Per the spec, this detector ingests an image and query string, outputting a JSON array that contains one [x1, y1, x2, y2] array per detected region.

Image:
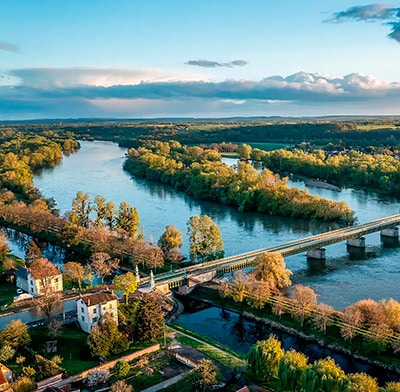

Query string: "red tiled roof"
[[80, 292, 117, 306]]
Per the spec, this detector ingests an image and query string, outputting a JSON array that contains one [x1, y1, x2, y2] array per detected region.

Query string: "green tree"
[[70, 191, 92, 228], [116, 201, 141, 238], [113, 360, 130, 378], [113, 272, 138, 304], [238, 143, 252, 160], [250, 252, 292, 292], [187, 215, 224, 263], [0, 319, 30, 349], [134, 294, 164, 342], [302, 357, 348, 392], [87, 313, 129, 357], [158, 225, 183, 262], [63, 261, 85, 290], [278, 349, 309, 391], [247, 335, 284, 382], [186, 358, 220, 392]]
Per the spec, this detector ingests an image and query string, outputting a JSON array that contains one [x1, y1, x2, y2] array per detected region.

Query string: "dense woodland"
[[123, 140, 354, 223]]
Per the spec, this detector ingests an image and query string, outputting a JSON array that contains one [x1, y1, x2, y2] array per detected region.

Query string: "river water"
[[27, 140, 400, 310]]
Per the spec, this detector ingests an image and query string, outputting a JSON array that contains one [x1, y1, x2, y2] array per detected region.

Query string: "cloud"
[[0, 40, 20, 53], [185, 59, 248, 68], [2, 68, 400, 119], [326, 4, 400, 43], [9, 66, 208, 89]]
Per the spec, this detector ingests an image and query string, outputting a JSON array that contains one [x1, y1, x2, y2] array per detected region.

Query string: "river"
[[26, 140, 400, 310]]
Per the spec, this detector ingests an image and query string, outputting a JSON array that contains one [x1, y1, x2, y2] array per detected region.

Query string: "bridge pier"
[[306, 248, 326, 271], [346, 237, 366, 259], [381, 227, 399, 247]]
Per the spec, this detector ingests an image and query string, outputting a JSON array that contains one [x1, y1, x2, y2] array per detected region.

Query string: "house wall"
[[77, 298, 118, 333]]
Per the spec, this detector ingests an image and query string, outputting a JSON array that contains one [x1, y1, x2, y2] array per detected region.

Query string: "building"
[[77, 291, 118, 333], [15, 264, 63, 297], [0, 364, 13, 392]]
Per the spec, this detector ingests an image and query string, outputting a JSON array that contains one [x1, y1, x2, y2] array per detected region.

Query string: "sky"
[[2, 1, 400, 120]]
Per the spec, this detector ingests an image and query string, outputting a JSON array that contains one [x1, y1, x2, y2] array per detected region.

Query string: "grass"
[[29, 324, 98, 376], [0, 281, 18, 308], [246, 142, 289, 151], [176, 335, 245, 369]]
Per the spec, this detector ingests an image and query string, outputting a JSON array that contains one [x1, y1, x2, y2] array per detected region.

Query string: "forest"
[[123, 140, 354, 223]]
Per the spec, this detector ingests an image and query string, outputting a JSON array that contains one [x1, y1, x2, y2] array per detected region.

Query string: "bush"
[[113, 360, 130, 378]]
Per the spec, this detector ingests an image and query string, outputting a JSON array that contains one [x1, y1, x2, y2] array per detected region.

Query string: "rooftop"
[[80, 291, 118, 307]]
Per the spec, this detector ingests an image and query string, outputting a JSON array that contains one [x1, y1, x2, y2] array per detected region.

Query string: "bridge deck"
[[142, 214, 400, 288]]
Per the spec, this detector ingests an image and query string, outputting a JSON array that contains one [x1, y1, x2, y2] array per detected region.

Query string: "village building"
[[14, 265, 63, 297], [77, 291, 118, 333]]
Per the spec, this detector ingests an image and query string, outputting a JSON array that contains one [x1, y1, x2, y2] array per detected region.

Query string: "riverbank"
[[175, 284, 400, 381], [304, 178, 342, 192]]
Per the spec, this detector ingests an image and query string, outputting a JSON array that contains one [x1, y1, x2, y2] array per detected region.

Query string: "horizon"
[[2, 1, 400, 119]]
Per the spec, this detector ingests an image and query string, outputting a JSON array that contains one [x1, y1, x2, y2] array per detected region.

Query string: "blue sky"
[[2, 1, 400, 119]]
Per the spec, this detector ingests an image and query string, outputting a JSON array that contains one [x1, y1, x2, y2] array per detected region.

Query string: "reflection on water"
[[27, 140, 400, 309], [176, 300, 400, 384]]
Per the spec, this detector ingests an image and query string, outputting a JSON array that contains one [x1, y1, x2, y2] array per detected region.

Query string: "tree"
[[246, 276, 271, 309], [347, 372, 378, 392], [113, 272, 138, 304], [93, 195, 107, 229], [222, 271, 247, 303], [385, 382, 400, 392], [0, 233, 10, 264], [91, 252, 120, 283], [0, 319, 30, 349], [247, 335, 284, 381], [116, 201, 141, 238], [302, 357, 348, 392], [313, 303, 334, 334], [24, 240, 41, 264], [250, 252, 292, 292], [340, 306, 362, 343], [70, 191, 92, 228], [63, 261, 85, 290], [36, 291, 62, 320], [110, 380, 133, 392], [87, 313, 129, 357], [85, 369, 111, 387], [292, 285, 317, 327], [134, 294, 164, 342], [278, 349, 309, 391], [187, 215, 224, 263], [186, 358, 220, 392], [113, 360, 130, 378], [238, 143, 252, 160], [158, 225, 183, 262], [35, 354, 63, 377], [0, 345, 15, 362]]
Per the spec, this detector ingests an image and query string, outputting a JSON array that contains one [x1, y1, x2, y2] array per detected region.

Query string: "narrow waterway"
[[175, 296, 400, 384], [23, 140, 400, 310]]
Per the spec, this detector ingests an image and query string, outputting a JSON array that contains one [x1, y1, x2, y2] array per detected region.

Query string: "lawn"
[[0, 281, 18, 308], [29, 324, 98, 376]]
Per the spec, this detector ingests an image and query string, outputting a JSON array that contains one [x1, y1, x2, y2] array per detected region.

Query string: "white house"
[[77, 291, 118, 333], [15, 265, 63, 297]]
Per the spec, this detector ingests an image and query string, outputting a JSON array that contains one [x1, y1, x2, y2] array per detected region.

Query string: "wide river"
[[26, 140, 400, 310]]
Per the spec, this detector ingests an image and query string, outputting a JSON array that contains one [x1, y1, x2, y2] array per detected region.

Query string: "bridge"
[[140, 214, 400, 294]]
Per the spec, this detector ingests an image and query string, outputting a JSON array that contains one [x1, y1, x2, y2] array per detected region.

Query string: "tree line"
[[220, 252, 400, 368], [250, 146, 400, 196], [123, 140, 354, 223], [247, 335, 400, 392]]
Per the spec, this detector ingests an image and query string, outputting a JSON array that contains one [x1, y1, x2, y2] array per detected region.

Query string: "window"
[[109, 303, 113, 309], [81, 316, 85, 322], [30, 280, 33, 286], [92, 317, 98, 323], [55, 278, 59, 283], [93, 308, 97, 314], [81, 307, 84, 313]]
